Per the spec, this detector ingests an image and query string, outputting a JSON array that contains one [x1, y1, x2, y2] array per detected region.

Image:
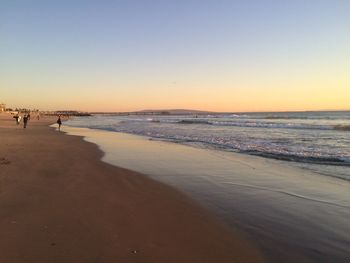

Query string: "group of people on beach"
[[13, 113, 62, 131], [13, 113, 32, 128]]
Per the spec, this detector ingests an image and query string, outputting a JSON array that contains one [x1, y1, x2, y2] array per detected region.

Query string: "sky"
[[1, 0, 349, 112]]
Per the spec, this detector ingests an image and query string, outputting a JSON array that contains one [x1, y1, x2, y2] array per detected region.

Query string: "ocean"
[[66, 111, 350, 181]]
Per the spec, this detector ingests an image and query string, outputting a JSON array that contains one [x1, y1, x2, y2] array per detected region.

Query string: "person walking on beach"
[[23, 114, 28, 129], [57, 115, 62, 131], [13, 114, 20, 125]]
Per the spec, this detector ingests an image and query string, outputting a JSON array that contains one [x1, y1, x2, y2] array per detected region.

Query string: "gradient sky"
[[1, 0, 349, 112]]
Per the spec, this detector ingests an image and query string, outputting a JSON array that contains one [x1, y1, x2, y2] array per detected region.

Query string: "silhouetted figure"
[[13, 114, 20, 125], [23, 115, 28, 129], [57, 116, 62, 131], [27, 113, 31, 120], [13, 113, 22, 125]]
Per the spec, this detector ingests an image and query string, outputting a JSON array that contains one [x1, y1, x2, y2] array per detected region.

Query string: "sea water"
[[66, 111, 350, 181]]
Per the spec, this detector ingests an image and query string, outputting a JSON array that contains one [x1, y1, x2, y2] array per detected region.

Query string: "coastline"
[[62, 123, 350, 263], [0, 113, 265, 263]]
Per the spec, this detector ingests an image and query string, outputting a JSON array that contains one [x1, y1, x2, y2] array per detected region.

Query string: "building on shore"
[[0, 103, 6, 112]]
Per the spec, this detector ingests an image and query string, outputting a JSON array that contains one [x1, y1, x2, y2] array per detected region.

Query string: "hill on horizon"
[[137, 109, 217, 114]]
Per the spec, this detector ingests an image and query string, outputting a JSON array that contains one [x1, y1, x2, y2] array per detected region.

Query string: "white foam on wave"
[[65, 114, 350, 169]]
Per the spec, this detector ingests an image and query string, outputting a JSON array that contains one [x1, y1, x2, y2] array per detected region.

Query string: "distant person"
[[27, 113, 31, 120], [13, 114, 21, 125], [57, 115, 62, 131], [37, 114, 40, 120], [13, 114, 20, 125], [23, 115, 28, 129]]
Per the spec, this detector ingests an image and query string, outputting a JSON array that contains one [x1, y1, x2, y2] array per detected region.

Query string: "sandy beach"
[[0, 113, 265, 263]]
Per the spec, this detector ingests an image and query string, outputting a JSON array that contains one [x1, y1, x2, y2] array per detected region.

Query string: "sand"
[[0, 113, 265, 262]]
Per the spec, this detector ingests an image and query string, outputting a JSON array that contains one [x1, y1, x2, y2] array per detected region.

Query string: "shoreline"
[[62, 123, 350, 263], [0, 113, 266, 262]]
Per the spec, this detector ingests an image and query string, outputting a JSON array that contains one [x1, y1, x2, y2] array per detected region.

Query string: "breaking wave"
[[64, 112, 350, 171], [160, 118, 350, 132]]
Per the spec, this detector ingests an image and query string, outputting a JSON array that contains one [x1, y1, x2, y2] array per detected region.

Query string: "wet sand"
[[0, 113, 265, 263]]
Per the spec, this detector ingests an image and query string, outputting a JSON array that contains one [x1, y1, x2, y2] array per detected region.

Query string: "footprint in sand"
[[0, 157, 11, 165]]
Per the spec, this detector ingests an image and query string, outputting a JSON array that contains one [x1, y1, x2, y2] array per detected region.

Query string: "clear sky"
[[1, 0, 349, 112]]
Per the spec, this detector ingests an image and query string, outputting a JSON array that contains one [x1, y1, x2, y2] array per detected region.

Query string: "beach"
[[63, 115, 350, 263], [0, 113, 265, 263]]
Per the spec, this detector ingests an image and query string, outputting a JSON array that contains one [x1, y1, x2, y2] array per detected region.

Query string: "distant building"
[[0, 103, 5, 112]]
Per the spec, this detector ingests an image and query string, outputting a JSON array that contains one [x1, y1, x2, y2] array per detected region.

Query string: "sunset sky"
[[1, 0, 349, 112]]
